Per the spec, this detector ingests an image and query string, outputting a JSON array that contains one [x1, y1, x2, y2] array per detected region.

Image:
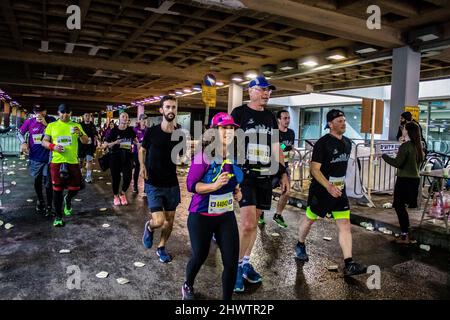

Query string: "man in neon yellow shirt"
[[42, 104, 89, 227]]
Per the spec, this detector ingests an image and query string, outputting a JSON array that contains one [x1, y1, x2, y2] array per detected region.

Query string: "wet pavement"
[[1, 158, 449, 300]]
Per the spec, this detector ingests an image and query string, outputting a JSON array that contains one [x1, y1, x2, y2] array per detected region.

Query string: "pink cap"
[[211, 112, 239, 128]]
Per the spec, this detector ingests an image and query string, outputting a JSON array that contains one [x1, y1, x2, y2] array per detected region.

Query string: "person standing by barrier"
[[397, 111, 427, 154], [103, 112, 137, 206], [133, 114, 148, 194], [295, 109, 367, 277], [18, 104, 56, 216], [78, 113, 99, 184], [42, 104, 89, 227], [383, 122, 424, 244], [182, 112, 243, 300]]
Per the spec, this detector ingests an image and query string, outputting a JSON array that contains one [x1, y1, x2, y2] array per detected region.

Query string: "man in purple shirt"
[[132, 113, 148, 194], [17, 104, 56, 215]]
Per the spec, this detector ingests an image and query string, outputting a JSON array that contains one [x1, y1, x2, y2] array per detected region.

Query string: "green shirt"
[[382, 141, 420, 178], [45, 120, 86, 164]]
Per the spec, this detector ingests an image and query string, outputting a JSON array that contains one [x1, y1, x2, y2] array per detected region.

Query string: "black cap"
[[33, 104, 46, 112], [138, 113, 148, 121], [401, 111, 412, 122], [325, 109, 345, 129], [58, 104, 71, 114]]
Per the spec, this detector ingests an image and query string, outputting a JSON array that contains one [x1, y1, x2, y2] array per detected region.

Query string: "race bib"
[[247, 143, 270, 164], [87, 137, 92, 144], [57, 136, 72, 146], [208, 192, 234, 214], [32, 134, 43, 145], [119, 140, 132, 150], [329, 176, 345, 190]]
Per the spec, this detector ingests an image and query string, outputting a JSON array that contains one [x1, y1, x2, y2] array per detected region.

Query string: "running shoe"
[[258, 212, 265, 226], [242, 263, 262, 283], [133, 186, 138, 193], [343, 261, 367, 277], [119, 194, 128, 205], [35, 201, 46, 215], [53, 217, 65, 227], [273, 214, 288, 228], [156, 247, 172, 263], [295, 242, 309, 262], [113, 196, 121, 206], [85, 176, 92, 184], [234, 265, 245, 293], [181, 282, 194, 300], [63, 196, 72, 217], [45, 206, 55, 217], [142, 221, 153, 249]]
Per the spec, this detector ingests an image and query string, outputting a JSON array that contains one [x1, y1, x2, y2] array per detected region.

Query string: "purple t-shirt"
[[19, 116, 56, 162], [133, 125, 147, 153]]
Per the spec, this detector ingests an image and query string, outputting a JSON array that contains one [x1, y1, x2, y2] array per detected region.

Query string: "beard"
[[164, 113, 175, 122]]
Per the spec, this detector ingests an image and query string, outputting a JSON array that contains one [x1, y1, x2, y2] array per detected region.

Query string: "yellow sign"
[[405, 106, 419, 122], [106, 111, 113, 119], [202, 85, 216, 108]]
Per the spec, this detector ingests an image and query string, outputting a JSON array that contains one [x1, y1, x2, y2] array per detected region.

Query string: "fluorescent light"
[[175, 89, 183, 95], [216, 81, 224, 86], [183, 87, 192, 93], [417, 34, 439, 42], [230, 73, 244, 82], [326, 48, 347, 61], [261, 64, 277, 75], [278, 59, 296, 71], [299, 56, 319, 68], [355, 47, 378, 54], [244, 70, 259, 80], [193, 84, 202, 91]]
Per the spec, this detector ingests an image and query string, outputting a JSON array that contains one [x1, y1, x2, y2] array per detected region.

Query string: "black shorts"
[[78, 145, 96, 159], [307, 183, 350, 218], [239, 176, 272, 210], [271, 165, 291, 189]]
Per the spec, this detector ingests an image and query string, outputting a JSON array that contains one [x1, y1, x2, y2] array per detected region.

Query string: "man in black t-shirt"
[[295, 109, 367, 277], [231, 76, 289, 293], [78, 113, 99, 183], [139, 96, 185, 264]]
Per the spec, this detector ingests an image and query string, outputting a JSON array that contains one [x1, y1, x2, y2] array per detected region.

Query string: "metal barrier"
[[0, 129, 20, 156]]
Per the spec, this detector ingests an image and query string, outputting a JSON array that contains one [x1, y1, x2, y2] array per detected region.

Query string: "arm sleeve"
[[382, 143, 408, 169], [186, 152, 209, 193]]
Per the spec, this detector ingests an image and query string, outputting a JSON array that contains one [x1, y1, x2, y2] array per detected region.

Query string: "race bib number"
[[208, 192, 234, 214], [119, 140, 132, 150], [329, 176, 345, 190], [32, 134, 43, 145], [247, 143, 270, 164], [57, 136, 72, 146]]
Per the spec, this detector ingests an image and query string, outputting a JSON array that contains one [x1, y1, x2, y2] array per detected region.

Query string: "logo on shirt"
[[330, 153, 350, 164], [247, 118, 255, 125], [32, 127, 40, 132], [333, 149, 338, 155]]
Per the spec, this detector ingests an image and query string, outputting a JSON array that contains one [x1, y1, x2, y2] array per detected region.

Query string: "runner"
[[78, 113, 99, 184], [133, 114, 148, 194], [140, 96, 185, 263], [259, 110, 295, 228], [182, 112, 243, 300], [17, 104, 56, 216], [230, 76, 289, 292], [42, 104, 89, 227], [295, 109, 367, 277], [103, 112, 137, 206]]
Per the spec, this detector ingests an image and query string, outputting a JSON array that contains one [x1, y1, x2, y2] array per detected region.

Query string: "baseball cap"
[[324, 109, 345, 129], [211, 112, 239, 128], [248, 76, 276, 90], [138, 113, 148, 121], [33, 104, 46, 112], [58, 104, 71, 114]]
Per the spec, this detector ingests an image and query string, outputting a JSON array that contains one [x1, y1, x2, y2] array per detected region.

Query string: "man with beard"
[[140, 96, 185, 263], [396, 111, 427, 153], [295, 109, 367, 277]]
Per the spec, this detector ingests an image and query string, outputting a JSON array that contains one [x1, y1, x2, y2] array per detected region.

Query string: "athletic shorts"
[[78, 145, 96, 161], [29, 160, 52, 188], [144, 183, 181, 213], [239, 176, 272, 211], [306, 183, 350, 220], [50, 163, 82, 192], [271, 165, 291, 189]]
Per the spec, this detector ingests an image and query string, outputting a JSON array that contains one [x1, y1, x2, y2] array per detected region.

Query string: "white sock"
[[243, 256, 250, 265]]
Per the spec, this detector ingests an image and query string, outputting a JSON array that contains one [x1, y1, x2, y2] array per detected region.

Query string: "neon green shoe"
[[64, 196, 72, 217], [53, 218, 65, 227], [273, 214, 288, 228], [258, 212, 265, 226]]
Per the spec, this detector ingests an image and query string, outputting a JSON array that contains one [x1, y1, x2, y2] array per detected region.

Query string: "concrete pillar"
[[137, 104, 145, 120], [389, 46, 421, 140], [287, 106, 300, 147], [228, 83, 243, 114]]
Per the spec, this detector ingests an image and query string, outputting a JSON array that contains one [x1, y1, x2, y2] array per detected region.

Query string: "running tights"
[[34, 175, 53, 207], [109, 154, 133, 195]]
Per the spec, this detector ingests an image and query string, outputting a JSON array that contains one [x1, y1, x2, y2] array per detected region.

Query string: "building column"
[[137, 104, 145, 120], [228, 83, 243, 114], [389, 46, 421, 140]]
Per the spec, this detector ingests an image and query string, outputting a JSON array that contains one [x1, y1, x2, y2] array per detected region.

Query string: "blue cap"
[[248, 76, 276, 90]]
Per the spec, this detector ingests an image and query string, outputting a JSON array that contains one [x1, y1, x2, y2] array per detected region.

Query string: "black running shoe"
[[35, 201, 46, 215], [343, 261, 367, 277], [181, 282, 194, 300]]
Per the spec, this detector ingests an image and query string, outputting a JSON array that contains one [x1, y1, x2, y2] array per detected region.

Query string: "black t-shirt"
[[79, 122, 98, 147], [141, 124, 185, 188], [280, 128, 295, 166], [310, 134, 352, 190], [106, 126, 136, 155], [231, 104, 278, 176]]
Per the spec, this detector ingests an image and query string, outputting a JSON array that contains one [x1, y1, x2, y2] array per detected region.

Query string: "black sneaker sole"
[[343, 268, 367, 277]]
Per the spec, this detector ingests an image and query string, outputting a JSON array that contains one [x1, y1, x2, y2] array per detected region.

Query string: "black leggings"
[[109, 153, 133, 195], [133, 153, 140, 190], [186, 213, 239, 300], [393, 177, 420, 234], [54, 190, 78, 219], [34, 174, 53, 207]]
